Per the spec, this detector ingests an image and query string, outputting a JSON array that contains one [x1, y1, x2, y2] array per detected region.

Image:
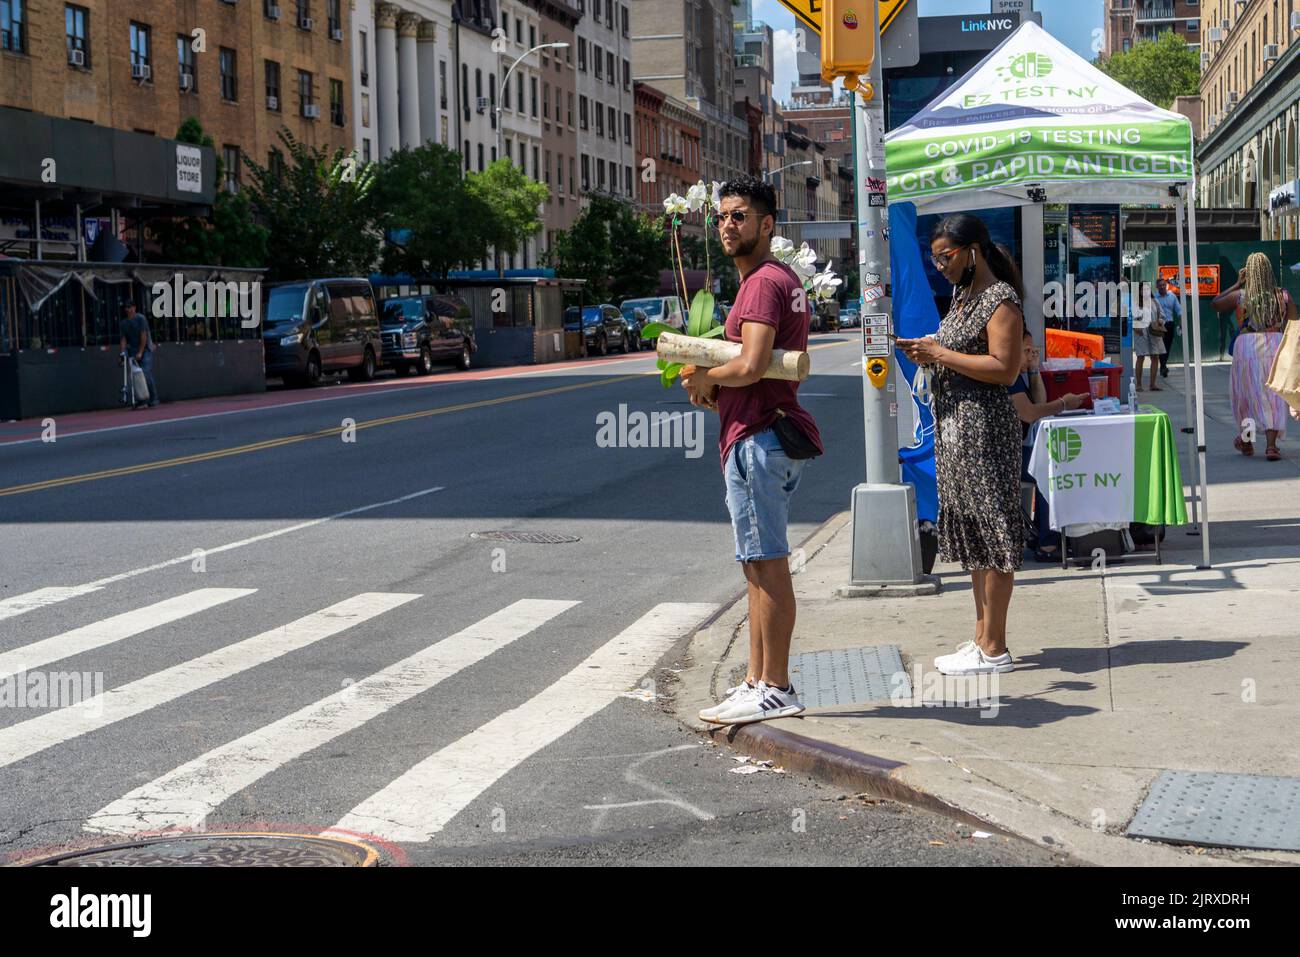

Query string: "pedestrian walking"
[[1154, 277, 1182, 377], [898, 214, 1029, 677], [685, 176, 823, 726], [1212, 253, 1296, 461], [1132, 287, 1165, 392], [118, 302, 159, 408]]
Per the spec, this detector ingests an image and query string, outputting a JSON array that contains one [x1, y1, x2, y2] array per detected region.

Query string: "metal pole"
[[1184, 184, 1212, 568], [1172, 189, 1199, 527], [842, 3, 926, 590]]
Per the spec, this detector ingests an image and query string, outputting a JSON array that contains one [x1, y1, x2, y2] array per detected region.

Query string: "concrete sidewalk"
[[672, 361, 1300, 866]]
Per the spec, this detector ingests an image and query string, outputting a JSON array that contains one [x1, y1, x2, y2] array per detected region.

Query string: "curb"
[[663, 509, 1015, 843]]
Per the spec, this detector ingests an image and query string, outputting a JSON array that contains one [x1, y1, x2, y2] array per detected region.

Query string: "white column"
[[417, 20, 439, 147], [375, 4, 401, 157], [398, 13, 422, 149]]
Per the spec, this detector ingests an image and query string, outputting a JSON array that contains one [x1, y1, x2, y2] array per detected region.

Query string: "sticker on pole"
[[863, 284, 886, 303]]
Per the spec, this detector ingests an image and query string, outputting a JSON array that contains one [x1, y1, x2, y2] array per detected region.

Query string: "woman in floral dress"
[[898, 214, 1030, 677]]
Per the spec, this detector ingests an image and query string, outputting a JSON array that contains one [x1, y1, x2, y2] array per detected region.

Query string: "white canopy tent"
[[884, 20, 1211, 567]]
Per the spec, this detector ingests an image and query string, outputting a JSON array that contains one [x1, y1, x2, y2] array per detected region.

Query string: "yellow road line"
[[2, 339, 854, 499], [0, 373, 648, 498]]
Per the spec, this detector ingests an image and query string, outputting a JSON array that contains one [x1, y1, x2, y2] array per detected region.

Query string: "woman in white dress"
[[1132, 288, 1165, 392]]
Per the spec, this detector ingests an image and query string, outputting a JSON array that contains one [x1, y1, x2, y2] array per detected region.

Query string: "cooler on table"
[[1045, 328, 1105, 363], [1042, 365, 1121, 410]]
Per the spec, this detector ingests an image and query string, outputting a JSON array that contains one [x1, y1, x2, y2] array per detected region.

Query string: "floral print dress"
[[929, 280, 1031, 573]]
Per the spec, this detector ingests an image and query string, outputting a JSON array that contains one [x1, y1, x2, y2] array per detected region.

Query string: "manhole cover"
[[789, 645, 908, 708], [1127, 770, 1300, 852], [470, 531, 581, 544], [21, 832, 379, 867]]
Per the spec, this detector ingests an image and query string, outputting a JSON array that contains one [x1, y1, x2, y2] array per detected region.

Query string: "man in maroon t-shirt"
[[682, 176, 822, 726]]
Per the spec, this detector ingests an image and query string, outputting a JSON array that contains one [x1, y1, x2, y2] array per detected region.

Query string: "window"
[[130, 22, 151, 78], [621, 3, 628, 38], [570, 157, 575, 195], [516, 18, 522, 44], [567, 92, 573, 127], [609, 163, 616, 193], [597, 158, 606, 190], [298, 69, 314, 116], [626, 164, 633, 197], [594, 43, 602, 79], [489, 74, 497, 128], [330, 78, 344, 126], [607, 51, 614, 85], [529, 24, 536, 48], [517, 72, 524, 114], [541, 32, 549, 63], [361, 91, 369, 125], [581, 154, 590, 190], [504, 138, 512, 163], [580, 95, 588, 130], [543, 81, 550, 121], [478, 143, 484, 171], [266, 60, 281, 109], [67, 6, 89, 68], [475, 67, 482, 103], [264, 0, 278, 17], [519, 140, 525, 168], [462, 64, 470, 120], [530, 75, 538, 117], [532, 145, 539, 180], [578, 37, 587, 72], [440, 60, 447, 109], [327, 0, 340, 36], [545, 149, 551, 185], [491, 146, 496, 163], [503, 67, 511, 109], [557, 152, 564, 189], [501, 11, 508, 34], [595, 103, 603, 136], [176, 35, 195, 91], [268, 149, 285, 178], [3, 0, 26, 53], [623, 58, 630, 92], [624, 112, 631, 145], [608, 106, 616, 141], [223, 145, 240, 193], [464, 140, 470, 171], [220, 48, 237, 101], [296, 0, 311, 27], [605, 0, 613, 27]]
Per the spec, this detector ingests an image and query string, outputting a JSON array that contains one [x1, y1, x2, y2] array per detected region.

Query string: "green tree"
[[608, 204, 670, 302], [465, 159, 550, 274], [1094, 31, 1199, 109], [243, 129, 379, 282], [367, 143, 496, 279], [545, 193, 616, 301], [150, 118, 268, 267]]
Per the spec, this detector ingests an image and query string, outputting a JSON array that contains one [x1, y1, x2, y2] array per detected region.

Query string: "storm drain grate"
[[788, 645, 909, 709], [1127, 770, 1300, 852], [470, 531, 581, 544], [22, 833, 379, 867]]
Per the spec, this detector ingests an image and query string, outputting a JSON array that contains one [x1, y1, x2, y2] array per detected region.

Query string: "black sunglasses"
[[716, 210, 749, 225]]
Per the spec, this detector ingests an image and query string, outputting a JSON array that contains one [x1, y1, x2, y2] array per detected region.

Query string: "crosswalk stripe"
[[0, 592, 419, 769], [326, 601, 716, 844], [0, 588, 256, 683], [84, 599, 580, 836], [0, 586, 104, 624]]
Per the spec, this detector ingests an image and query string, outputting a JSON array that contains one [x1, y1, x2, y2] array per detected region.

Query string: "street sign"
[[778, 0, 909, 34], [992, 0, 1030, 16]]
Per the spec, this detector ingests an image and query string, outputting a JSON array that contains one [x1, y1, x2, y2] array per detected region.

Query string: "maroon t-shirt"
[[716, 258, 823, 469]]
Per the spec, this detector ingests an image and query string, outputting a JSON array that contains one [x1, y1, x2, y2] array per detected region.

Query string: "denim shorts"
[[724, 427, 808, 562]]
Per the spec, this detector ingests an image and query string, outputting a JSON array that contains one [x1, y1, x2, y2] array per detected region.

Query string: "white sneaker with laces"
[[699, 681, 755, 723], [934, 641, 1014, 676], [714, 681, 804, 725]]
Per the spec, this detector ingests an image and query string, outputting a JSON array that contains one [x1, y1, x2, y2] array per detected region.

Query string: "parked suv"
[[619, 296, 685, 333], [565, 304, 631, 356], [379, 293, 476, 374], [618, 305, 649, 351], [262, 279, 381, 387]]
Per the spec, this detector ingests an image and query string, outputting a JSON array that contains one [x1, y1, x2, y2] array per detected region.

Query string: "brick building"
[[633, 80, 702, 237], [1104, 0, 1203, 55]]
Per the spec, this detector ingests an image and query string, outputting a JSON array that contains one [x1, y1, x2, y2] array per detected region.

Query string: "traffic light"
[[820, 0, 876, 94]]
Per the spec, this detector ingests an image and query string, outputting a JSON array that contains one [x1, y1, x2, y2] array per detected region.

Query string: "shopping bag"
[[1266, 319, 1300, 414], [128, 358, 150, 405]]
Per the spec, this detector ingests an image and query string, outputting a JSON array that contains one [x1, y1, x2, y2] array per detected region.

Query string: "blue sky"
[[750, 0, 1105, 102]]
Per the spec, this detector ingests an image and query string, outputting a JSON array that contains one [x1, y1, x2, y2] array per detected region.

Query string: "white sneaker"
[[713, 681, 805, 725], [934, 641, 1014, 676], [699, 681, 756, 724]]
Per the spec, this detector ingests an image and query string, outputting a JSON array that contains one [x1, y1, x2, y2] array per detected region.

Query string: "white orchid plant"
[[644, 179, 841, 387]]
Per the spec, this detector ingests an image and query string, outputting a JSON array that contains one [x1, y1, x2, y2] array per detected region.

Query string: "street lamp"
[[496, 42, 570, 161], [764, 159, 813, 181]]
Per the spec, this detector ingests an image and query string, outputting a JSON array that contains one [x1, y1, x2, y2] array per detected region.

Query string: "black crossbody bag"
[[772, 408, 821, 459]]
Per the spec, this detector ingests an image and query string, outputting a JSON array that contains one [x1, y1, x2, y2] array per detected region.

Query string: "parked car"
[[262, 278, 381, 387], [379, 293, 476, 374], [619, 296, 685, 333], [840, 309, 861, 328], [619, 305, 650, 351], [565, 304, 631, 355]]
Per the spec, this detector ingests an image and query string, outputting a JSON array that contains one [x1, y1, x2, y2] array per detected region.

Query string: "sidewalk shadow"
[[1022, 639, 1248, 675], [810, 697, 1099, 729]]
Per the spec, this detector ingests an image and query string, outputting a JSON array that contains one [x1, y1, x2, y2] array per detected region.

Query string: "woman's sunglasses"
[[930, 247, 966, 270]]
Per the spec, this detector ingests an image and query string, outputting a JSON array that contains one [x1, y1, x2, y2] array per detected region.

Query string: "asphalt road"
[[0, 337, 1061, 866]]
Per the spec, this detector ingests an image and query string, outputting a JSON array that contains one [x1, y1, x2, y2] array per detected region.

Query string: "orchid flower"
[[710, 181, 724, 212], [790, 242, 819, 281], [770, 236, 794, 261], [685, 182, 709, 213], [810, 263, 843, 301], [663, 193, 689, 216]]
